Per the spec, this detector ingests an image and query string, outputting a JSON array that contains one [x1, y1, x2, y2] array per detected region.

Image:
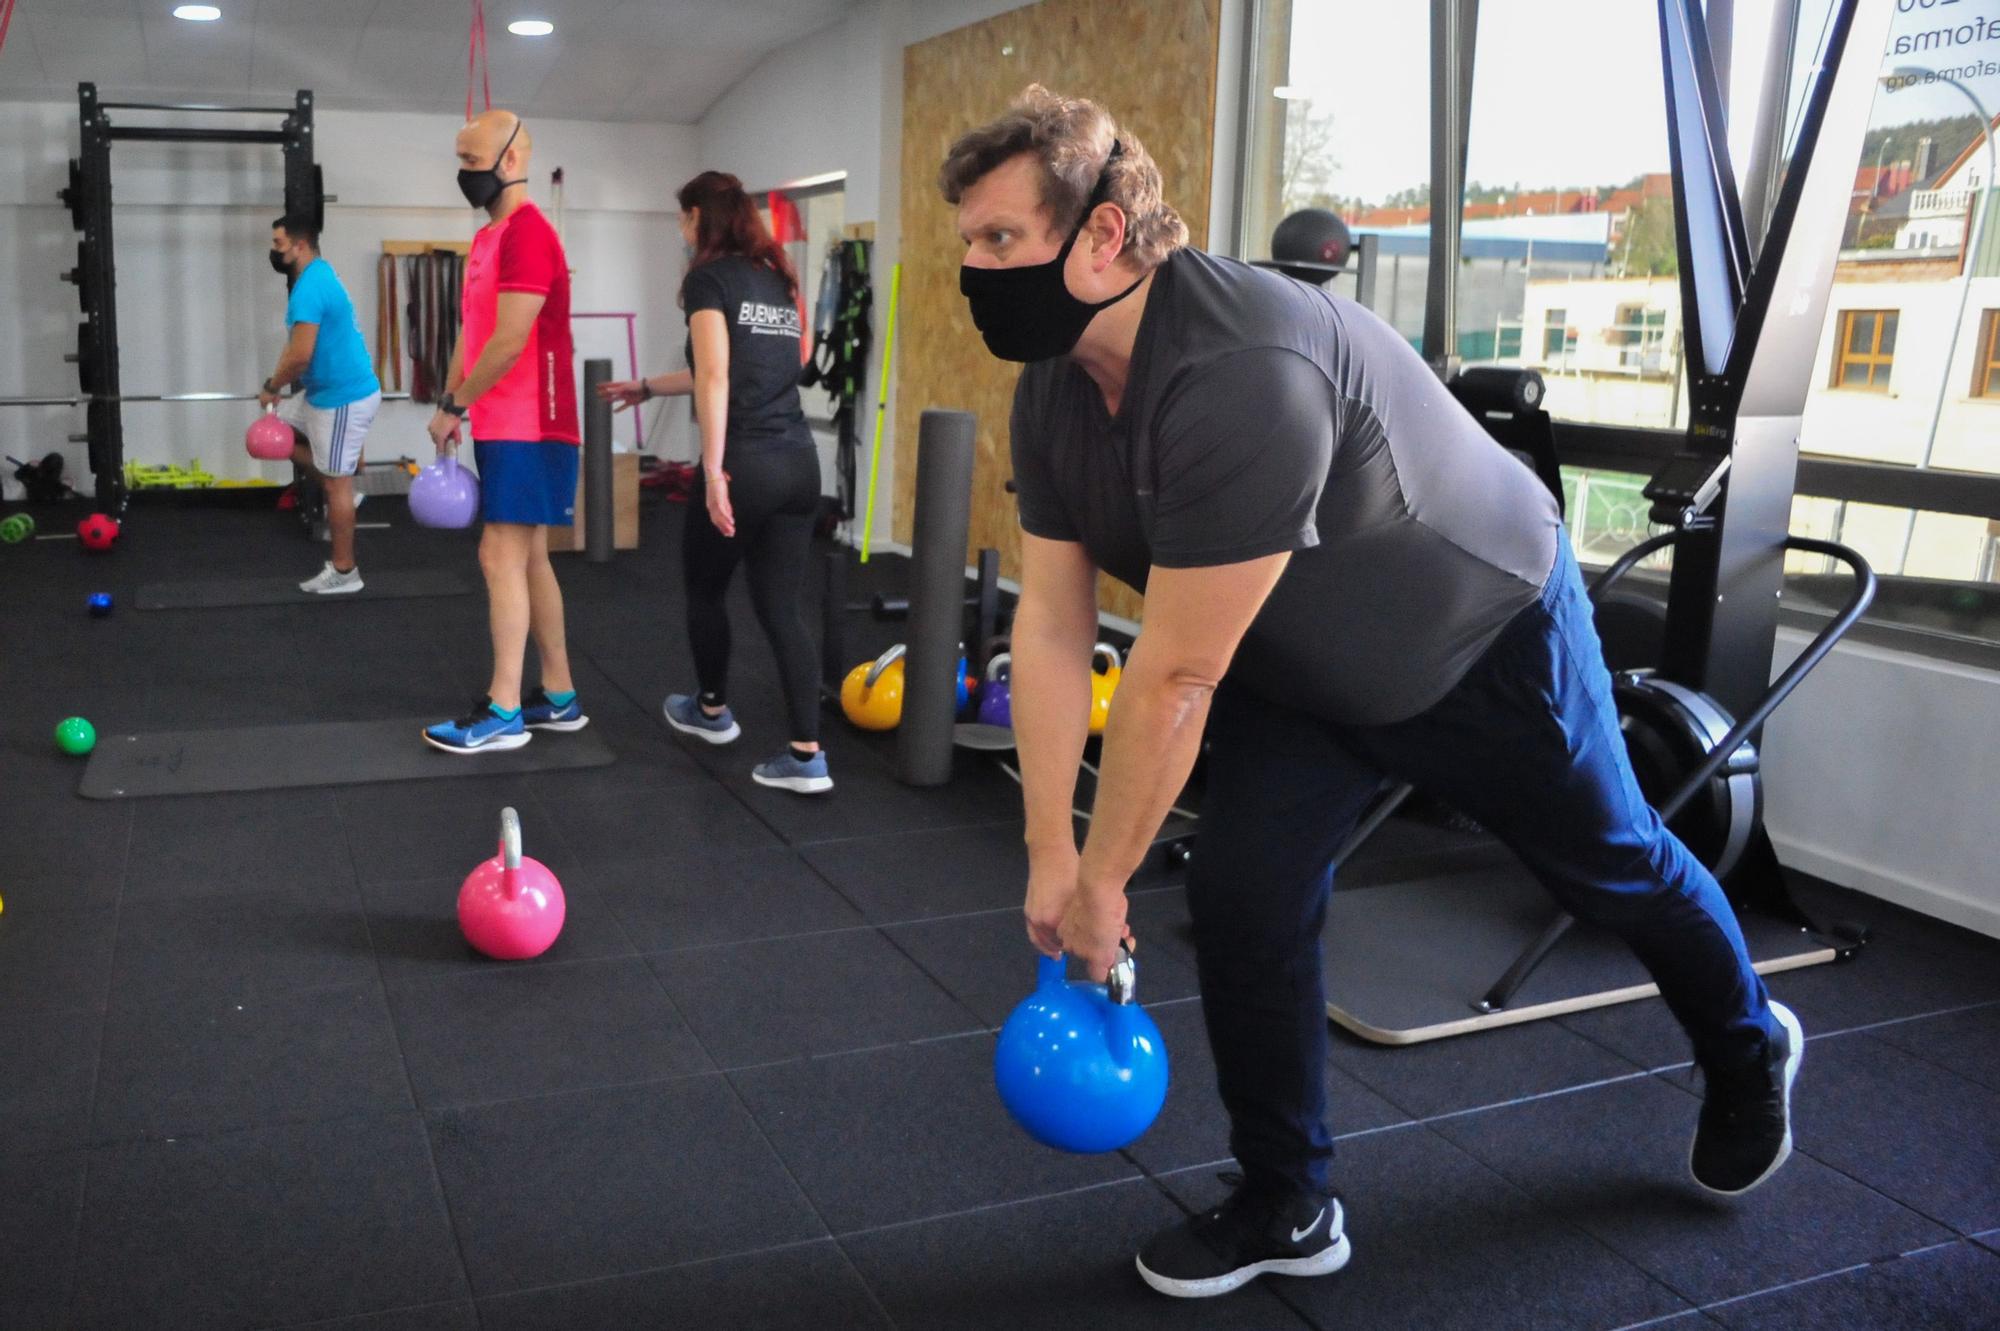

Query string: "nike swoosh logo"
[[1291, 1208, 1324, 1243]]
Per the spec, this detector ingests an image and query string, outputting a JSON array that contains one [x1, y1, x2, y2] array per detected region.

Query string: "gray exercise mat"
[[1322, 864, 1834, 1044], [137, 568, 471, 609], [80, 718, 613, 798]]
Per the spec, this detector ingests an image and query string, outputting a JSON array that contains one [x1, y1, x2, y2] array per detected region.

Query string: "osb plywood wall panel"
[[896, 0, 1222, 623]]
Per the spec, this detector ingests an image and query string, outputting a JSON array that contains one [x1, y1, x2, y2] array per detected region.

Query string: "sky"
[[1279, 0, 2000, 208]]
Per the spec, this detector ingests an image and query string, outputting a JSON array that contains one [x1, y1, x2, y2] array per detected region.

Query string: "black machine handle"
[[1589, 532, 1876, 820]]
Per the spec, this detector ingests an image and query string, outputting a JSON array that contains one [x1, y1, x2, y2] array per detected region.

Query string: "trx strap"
[[465, 0, 492, 122]]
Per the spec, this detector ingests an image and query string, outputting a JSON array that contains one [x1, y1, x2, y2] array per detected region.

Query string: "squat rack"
[[56, 82, 325, 514]]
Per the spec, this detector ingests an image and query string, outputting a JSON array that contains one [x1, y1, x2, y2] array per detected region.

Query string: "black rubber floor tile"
[[1556, 996, 1700, 1073], [533, 776, 785, 862], [729, 1035, 1137, 1233], [1791, 1033, 2000, 1235], [651, 928, 984, 1067], [144, 674, 317, 728], [0, 906, 117, 1013], [427, 1076, 824, 1297], [1762, 939, 2000, 1035], [0, 1006, 101, 1155], [1705, 1240, 2000, 1330], [337, 776, 551, 883], [1, 792, 130, 911], [0, 1149, 89, 1331], [714, 747, 1023, 849], [1158, 1125, 1691, 1331], [108, 890, 378, 1004], [360, 873, 637, 986], [841, 1177, 1307, 1330], [92, 981, 411, 1141], [266, 1301, 481, 1331], [1866, 1001, 2000, 1094], [72, 1113, 468, 1331], [125, 789, 359, 903], [1431, 1074, 1950, 1304], [1124, 1000, 1409, 1176], [477, 1240, 889, 1331], [387, 956, 711, 1107], [802, 822, 1031, 923], [884, 903, 1201, 1030], [588, 845, 865, 952], [1325, 1015, 1646, 1120]]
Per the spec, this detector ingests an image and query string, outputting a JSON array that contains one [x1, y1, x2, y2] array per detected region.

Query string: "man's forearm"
[[1011, 608, 1097, 856], [1075, 638, 1215, 895], [454, 336, 527, 405], [266, 353, 308, 390]]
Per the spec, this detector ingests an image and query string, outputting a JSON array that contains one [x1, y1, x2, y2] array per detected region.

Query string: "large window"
[[1240, 0, 1429, 341], [1977, 309, 2000, 397], [1832, 309, 1899, 390], [1241, 0, 2000, 604]]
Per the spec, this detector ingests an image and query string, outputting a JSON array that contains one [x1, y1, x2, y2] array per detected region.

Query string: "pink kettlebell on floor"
[[457, 807, 566, 960], [245, 408, 293, 461]]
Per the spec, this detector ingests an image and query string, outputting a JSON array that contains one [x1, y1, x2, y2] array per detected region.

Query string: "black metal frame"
[[63, 83, 322, 514]]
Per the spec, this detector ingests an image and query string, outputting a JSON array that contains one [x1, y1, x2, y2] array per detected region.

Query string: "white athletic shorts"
[[280, 390, 380, 479]]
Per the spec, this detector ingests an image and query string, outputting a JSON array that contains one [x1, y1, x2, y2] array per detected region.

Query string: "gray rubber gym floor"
[[3, 498, 1997, 1330]]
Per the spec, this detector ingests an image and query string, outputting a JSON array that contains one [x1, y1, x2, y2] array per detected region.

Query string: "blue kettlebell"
[[993, 946, 1168, 1154], [956, 654, 971, 715], [976, 652, 1012, 730]]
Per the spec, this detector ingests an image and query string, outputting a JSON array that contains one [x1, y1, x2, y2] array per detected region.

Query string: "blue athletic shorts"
[[472, 441, 578, 527]]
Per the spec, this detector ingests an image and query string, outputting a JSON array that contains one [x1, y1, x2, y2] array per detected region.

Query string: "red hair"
[[677, 171, 799, 304]]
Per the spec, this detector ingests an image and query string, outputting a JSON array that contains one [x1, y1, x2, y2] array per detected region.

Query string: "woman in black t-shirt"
[[599, 171, 830, 794]]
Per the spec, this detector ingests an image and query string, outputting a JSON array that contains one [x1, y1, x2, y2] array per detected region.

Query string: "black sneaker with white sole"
[[1691, 999, 1804, 1195], [1136, 1174, 1350, 1299]]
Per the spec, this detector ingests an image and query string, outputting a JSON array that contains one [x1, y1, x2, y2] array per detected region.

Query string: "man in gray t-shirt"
[[944, 86, 1801, 1303]]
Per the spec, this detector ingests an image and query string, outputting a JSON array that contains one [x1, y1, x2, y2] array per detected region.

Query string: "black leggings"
[[683, 445, 822, 743]]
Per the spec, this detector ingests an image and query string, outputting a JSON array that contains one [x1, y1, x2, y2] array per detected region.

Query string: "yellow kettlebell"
[[1088, 643, 1123, 735], [841, 644, 907, 731]]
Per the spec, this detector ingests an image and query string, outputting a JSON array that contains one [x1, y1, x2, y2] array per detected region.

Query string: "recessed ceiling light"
[[172, 4, 222, 19], [508, 19, 554, 36]]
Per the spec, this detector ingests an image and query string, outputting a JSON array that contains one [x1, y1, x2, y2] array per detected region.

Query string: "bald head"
[[456, 110, 531, 172]]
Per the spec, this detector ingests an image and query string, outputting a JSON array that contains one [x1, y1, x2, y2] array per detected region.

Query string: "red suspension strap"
[[0, 0, 21, 62], [465, 0, 492, 122]]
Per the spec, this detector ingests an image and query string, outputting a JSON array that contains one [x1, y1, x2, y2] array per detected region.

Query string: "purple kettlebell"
[[410, 451, 481, 529]]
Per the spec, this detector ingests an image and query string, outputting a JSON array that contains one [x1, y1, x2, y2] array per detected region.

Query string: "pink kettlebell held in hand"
[[457, 807, 566, 960], [245, 407, 293, 461], [410, 449, 481, 529]]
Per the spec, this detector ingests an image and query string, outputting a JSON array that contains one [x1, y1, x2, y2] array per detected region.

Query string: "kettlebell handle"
[[498, 806, 523, 871], [984, 650, 1011, 683], [864, 643, 907, 688], [1093, 643, 1122, 674], [1037, 943, 1140, 1004]]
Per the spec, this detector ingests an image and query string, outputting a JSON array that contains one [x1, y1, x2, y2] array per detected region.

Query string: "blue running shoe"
[[423, 696, 530, 754], [663, 693, 741, 745], [752, 749, 833, 795], [522, 686, 589, 732]]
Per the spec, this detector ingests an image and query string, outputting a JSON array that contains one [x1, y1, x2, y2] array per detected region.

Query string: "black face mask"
[[458, 120, 527, 209], [958, 142, 1146, 363], [269, 247, 293, 275]]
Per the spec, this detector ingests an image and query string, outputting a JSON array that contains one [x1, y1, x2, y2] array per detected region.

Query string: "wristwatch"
[[639, 381, 655, 402], [438, 392, 469, 418], [261, 378, 279, 395]]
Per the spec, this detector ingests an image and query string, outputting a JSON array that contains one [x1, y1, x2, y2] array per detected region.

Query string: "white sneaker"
[[299, 562, 364, 595]]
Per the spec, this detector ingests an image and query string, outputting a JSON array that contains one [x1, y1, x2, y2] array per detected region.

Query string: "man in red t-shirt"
[[423, 110, 589, 753]]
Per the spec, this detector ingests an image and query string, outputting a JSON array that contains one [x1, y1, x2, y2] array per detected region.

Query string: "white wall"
[[0, 101, 699, 487], [1765, 627, 2000, 940]]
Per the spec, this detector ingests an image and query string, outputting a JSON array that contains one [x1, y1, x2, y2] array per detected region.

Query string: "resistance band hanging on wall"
[[801, 238, 874, 524]]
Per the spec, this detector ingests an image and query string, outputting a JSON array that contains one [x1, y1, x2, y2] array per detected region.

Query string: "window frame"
[[1831, 308, 1898, 393]]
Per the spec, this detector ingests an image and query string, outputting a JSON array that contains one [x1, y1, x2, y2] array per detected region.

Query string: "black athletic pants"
[[682, 445, 822, 743]]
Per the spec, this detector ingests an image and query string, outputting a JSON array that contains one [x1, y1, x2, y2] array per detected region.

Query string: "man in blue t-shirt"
[[259, 213, 383, 594]]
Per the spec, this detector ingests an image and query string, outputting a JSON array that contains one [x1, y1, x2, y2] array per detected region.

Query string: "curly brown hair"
[[937, 84, 1187, 270]]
